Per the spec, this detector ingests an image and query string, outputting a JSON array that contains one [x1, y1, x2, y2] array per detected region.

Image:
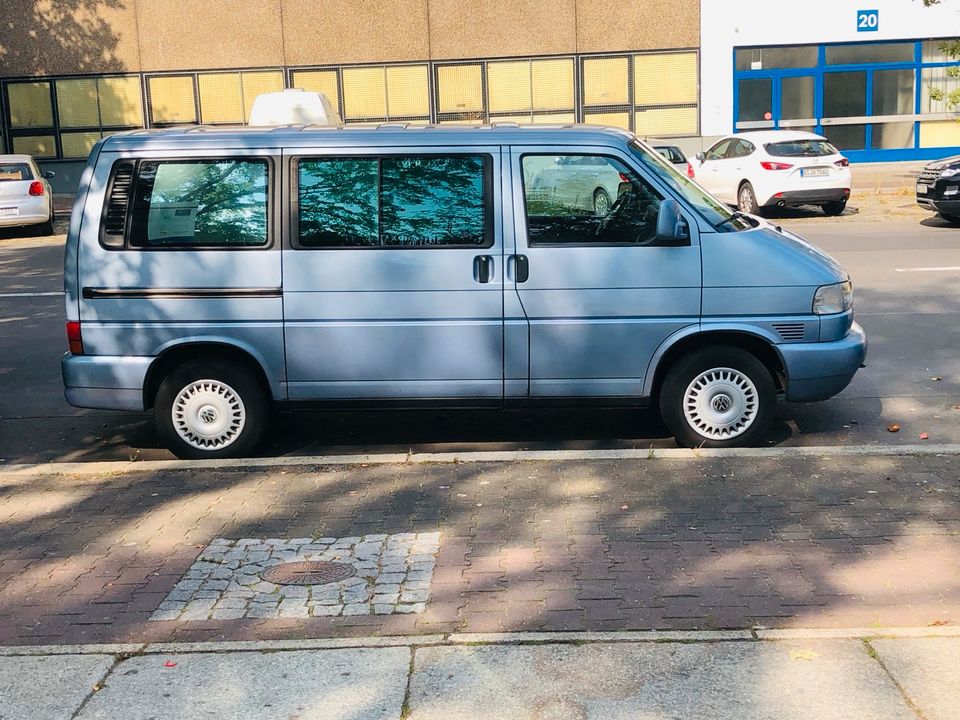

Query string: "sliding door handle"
[[508, 254, 529, 283], [473, 255, 494, 283]]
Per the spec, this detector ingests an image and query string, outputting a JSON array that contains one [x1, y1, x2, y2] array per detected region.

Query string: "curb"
[[1, 627, 958, 657], [1, 443, 958, 478]]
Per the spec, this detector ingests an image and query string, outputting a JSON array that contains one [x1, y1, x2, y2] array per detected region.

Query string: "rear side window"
[[655, 146, 684, 164], [765, 140, 838, 158], [128, 159, 270, 248], [0, 163, 32, 181], [297, 155, 490, 248]]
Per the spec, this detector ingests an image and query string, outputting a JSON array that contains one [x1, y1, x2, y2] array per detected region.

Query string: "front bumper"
[[763, 188, 850, 207], [779, 322, 867, 402], [62, 353, 153, 411]]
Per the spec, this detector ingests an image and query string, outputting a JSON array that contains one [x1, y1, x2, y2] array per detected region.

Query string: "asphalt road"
[[1, 213, 958, 464]]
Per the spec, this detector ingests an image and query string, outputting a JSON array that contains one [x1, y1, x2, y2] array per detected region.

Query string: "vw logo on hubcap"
[[712, 395, 732, 413], [199, 406, 218, 425]]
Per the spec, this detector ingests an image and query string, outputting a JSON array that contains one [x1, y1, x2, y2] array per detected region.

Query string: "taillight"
[[835, 158, 850, 167], [686, 163, 695, 178], [28, 181, 44, 196], [760, 161, 793, 171], [66, 321, 83, 355]]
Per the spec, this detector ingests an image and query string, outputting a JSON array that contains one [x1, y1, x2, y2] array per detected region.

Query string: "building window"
[[825, 42, 914, 65], [487, 58, 575, 123], [198, 70, 284, 125], [341, 64, 430, 123], [5, 81, 56, 158], [435, 63, 485, 123], [56, 76, 144, 159], [147, 75, 198, 126], [734, 46, 818, 71], [634, 52, 698, 136], [289, 69, 340, 115]]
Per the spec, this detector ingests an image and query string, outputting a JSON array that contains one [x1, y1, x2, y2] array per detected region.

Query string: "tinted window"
[[765, 140, 838, 157], [730, 140, 755, 158], [705, 139, 732, 160], [129, 159, 269, 248], [521, 154, 667, 246], [654, 146, 685, 164], [298, 155, 489, 248], [735, 46, 818, 71], [825, 42, 914, 65], [0, 163, 32, 181]]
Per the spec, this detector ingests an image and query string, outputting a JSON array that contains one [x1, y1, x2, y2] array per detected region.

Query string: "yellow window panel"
[[582, 57, 629, 107], [532, 58, 574, 111], [56, 79, 100, 128], [920, 120, 960, 148], [98, 76, 144, 127], [13, 134, 57, 157], [290, 70, 340, 110], [60, 131, 102, 159], [386, 65, 429, 117], [199, 73, 243, 125], [488, 61, 531, 114], [438, 117, 485, 125], [149, 76, 197, 124], [634, 106, 697, 136], [241, 71, 285, 122], [635, 52, 697, 106], [8, 82, 53, 128], [583, 110, 631, 130], [533, 112, 576, 124], [437, 65, 484, 114], [343, 66, 387, 119]]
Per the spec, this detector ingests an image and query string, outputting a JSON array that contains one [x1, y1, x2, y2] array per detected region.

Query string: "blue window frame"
[[733, 38, 960, 162]]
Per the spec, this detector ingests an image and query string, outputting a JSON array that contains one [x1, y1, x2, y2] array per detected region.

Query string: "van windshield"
[[628, 140, 752, 232]]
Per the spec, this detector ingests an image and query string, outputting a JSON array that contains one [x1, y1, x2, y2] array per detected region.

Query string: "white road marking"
[[0, 291, 63, 298], [894, 266, 960, 273]]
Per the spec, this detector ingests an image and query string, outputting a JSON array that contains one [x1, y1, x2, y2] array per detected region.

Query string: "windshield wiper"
[[716, 211, 754, 230]]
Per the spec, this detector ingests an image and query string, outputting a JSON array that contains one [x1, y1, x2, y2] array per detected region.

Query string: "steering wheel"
[[595, 187, 658, 243], [595, 191, 630, 237]]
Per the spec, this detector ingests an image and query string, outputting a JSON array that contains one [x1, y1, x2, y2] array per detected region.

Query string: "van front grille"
[[773, 322, 806, 342]]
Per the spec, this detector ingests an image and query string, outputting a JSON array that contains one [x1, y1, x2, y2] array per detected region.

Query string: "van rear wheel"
[[155, 359, 269, 459], [659, 346, 776, 448]]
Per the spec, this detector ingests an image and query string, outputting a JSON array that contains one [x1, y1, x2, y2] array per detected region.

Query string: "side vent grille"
[[100, 161, 135, 248], [773, 322, 806, 342]]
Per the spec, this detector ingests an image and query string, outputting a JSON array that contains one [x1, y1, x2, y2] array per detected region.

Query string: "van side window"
[[128, 159, 269, 248], [297, 155, 490, 248], [521, 154, 666, 246]]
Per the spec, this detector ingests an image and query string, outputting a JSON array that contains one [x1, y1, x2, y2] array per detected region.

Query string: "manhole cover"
[[261, 561, 356, 586]]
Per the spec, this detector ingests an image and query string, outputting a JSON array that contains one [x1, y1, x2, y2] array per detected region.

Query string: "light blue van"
[[62, 124, 866, 458]]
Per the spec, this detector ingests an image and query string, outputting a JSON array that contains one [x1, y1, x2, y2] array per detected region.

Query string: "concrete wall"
[[0, 0, 700, 78]]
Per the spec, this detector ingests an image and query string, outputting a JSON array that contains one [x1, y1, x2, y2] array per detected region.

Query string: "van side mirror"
[[42, 170, 55, 179], [695, 152, 705, 163], [655, 198, 690, 244]]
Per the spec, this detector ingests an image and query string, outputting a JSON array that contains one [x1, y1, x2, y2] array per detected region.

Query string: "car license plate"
[[801, 167, 829, 178], [0, 207, 18, 217], [916, 183, 928, 194]]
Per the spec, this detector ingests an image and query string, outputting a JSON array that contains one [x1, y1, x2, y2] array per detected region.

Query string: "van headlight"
[[813, 281, 853, 315]]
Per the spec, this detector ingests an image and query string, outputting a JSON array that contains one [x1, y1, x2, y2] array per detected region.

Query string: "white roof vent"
[[248, 89, 341, 126]]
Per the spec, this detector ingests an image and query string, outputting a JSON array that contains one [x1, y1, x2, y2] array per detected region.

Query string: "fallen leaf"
[[887, 423, 901, 433], [930, 619, 951, 626], [163, 660, 177, 668], [789, 649, 820, 661], [919, 432, 929, 440]]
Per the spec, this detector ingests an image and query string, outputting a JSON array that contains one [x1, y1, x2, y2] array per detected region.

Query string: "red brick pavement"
[[0, 454, 958, 645]]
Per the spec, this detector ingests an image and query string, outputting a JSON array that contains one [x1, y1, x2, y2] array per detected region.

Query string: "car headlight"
[[941, 167, 960, 178], [813, 280, 853, 315]]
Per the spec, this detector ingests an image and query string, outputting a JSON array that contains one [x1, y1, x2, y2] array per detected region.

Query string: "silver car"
[[0, 155, 55, 235]]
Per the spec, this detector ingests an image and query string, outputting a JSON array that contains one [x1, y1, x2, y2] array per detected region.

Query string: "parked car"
[[689, 131, 851, 216], [525, 154, 625, 216], [648, 140, 695, 178], [915, 154, 960, 223], [0, 154, 55, 235], [62, 125, 866, 458]]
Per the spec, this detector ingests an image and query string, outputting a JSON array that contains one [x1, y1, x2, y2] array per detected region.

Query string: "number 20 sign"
[[857, 9, 879, 32]]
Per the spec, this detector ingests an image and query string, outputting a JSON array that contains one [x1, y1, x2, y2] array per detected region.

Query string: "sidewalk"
[[3, 630, 958, 719]]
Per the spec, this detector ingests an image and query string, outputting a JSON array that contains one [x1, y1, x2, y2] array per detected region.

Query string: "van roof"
[[99, 123, 636, 151]]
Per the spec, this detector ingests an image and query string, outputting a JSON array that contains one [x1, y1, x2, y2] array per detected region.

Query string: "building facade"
[[1, 0, 958, 191]]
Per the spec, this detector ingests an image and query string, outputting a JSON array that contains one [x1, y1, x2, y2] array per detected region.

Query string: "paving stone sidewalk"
[[0, 453, 957, 646]]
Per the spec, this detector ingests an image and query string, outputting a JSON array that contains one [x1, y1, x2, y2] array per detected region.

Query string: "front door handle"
[[473, 255, 493, 283], [508, 254, 529, 283]]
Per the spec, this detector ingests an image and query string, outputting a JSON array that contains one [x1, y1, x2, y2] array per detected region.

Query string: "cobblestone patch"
[[149, 531, 440, 621]]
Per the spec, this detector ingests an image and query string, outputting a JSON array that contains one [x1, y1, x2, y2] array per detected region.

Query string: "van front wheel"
[[659, 347, 776, 448], [155, 359, 269, 459]]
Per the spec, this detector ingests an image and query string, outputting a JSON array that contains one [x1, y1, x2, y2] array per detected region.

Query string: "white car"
[[0, 154, 55, 234], [690, 131, 851, 216]]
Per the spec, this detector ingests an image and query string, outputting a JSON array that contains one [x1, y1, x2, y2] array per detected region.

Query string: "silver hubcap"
[[594, 192, 610, 215], [683, 367, 759, 440], [739, 187, 753, 211], [172, 379, 246, 450]]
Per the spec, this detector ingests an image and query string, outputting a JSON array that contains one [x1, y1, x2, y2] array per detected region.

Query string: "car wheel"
[[593, 188, 612, 216], [659, 346, 776, 448], [939, 212, 960, 224], [155, 358, 269, 459], [821, 200, 846, 216], [737, 182, 760, 214], [37, 212, 54, 236]]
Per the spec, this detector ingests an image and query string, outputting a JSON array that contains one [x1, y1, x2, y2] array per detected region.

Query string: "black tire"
[[821, 200, 846, 216], [659, 346, 776, 449], [155, 358, 269, 459], [737, 182, 760, 214], [36, 213, 54, 236], [593, 188, 612, 216], [939, 212, 960, 224]]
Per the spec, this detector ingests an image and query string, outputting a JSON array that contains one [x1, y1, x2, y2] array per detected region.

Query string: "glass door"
[[736, 73, 817, 133]]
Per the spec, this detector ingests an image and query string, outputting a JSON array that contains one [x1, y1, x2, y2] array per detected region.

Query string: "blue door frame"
[[733, 40, 960, 162]]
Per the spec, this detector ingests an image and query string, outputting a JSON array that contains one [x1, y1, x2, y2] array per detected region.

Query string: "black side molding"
[[82, 287, 283, 299]]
